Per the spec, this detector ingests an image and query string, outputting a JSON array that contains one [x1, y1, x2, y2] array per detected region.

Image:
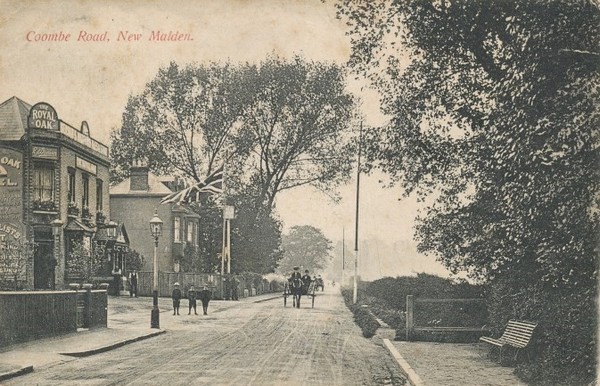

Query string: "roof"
[[94, 223, 129, 245], [0, 97, 31, 141], [64, 218, 96, 233], [110, 171, 173, 196]]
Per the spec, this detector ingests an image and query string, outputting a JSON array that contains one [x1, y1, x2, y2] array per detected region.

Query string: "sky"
[[0, 0, 453, 280]]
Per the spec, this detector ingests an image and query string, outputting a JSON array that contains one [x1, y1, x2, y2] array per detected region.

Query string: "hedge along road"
[[5, 288, 407, 386]]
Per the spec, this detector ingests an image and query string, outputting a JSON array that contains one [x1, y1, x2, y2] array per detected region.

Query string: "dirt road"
[[5, 289, 406, 385]]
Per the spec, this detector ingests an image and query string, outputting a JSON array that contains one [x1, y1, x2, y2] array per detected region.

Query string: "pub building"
[[0, 96, 123, 290]]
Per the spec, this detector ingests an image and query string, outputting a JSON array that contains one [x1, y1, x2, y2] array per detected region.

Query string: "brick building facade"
[[110, 163, 200, 274], [0, 96, 116, 289]]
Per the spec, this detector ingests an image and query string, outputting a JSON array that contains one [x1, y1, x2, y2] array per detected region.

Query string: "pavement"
[[0, 291, 280, 382], [0, 290, 528, 385], [377, 327, 528, 386]]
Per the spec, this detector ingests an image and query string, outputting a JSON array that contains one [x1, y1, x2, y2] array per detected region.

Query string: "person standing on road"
[[199, 285, 212, 315], [111, 267, 122, 296], [188, 285, 198, 315], [129, 270, 138, 297], [223, 275, 231, 300], [231, 275, 240, 301], [172, 282, 182, 315]]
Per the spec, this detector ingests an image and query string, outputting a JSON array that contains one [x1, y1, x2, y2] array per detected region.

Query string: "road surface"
[[6, 288, 406, 385]]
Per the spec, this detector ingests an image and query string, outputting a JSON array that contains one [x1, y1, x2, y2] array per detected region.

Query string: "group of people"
[[109, 268, 139, 297], [171, 283, 212, 315], [222, 274, 240, 300], [289, 267, 324, 294]]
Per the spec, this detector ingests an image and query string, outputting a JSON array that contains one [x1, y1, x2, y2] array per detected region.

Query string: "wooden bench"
[[480, 320, 537, 363]]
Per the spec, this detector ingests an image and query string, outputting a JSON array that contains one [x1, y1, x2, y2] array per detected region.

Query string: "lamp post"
[[51, 218, 63, 290], [105, 221, 118, 283], [149, 209, 163, 329], [220, 205, 235, 300], [223, 205, 235, 274]]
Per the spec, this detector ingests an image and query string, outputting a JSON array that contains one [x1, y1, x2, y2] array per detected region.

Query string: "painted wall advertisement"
[[0, 147, 24, 245]]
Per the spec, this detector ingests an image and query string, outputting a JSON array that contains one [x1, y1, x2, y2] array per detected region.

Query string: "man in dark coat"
[[129, 271, 138, 297], [172, 282, 182, 315], [111, 267, 122, 296], [231, 275, 240, 301], [301, 270, 312, 295], [290, 266, 301, 281], [187, 285, 198, 315], [199, 285, 212, 315]]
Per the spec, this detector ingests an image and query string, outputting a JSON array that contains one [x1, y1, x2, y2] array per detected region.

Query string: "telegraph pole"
[[341, 227, 345, 288], [353, 122, 362, 304]]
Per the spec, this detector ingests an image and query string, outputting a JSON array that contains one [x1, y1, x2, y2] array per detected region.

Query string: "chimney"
[[130, 159, 149, 191]]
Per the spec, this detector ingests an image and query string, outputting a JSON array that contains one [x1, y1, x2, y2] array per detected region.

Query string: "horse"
[[289, 277, 303, 308]]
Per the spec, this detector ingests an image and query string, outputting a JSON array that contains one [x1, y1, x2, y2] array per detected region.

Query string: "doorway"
[[34, 230, 55, 289]]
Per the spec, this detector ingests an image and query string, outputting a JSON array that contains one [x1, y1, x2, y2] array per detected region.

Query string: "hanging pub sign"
[[28, 102, 59, 130]]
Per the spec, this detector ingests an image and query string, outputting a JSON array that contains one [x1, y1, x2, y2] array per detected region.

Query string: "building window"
[[187, 221, 194, 244], [173, 217, 181, 243], [32, 166, 54, 202], [68, 168, 76, 202], [96, 179, 103, 211], [193, 221, 198, 246], [81, 174, 89, 209]]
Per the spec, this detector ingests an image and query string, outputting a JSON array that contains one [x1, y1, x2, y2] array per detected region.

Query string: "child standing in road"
[[188, 285, 198, 315], [199, 285, 212, 315], [172, 282, 182, 315]]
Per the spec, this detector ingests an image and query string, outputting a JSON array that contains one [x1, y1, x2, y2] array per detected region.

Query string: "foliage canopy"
[[337, 1, 599, 383]]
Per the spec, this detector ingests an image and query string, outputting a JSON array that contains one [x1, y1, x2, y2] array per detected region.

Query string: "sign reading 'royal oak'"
[[28, 102, 59, 130]]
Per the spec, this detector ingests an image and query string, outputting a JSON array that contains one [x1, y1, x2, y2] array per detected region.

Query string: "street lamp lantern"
[[51, 218, 63, 237], [150, 210, 163, 240], [149, 209, 162, 329], [106, 220, 118, 238]]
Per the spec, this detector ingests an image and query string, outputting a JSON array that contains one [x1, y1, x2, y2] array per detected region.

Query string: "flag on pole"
[[160, 165, 224, 205]]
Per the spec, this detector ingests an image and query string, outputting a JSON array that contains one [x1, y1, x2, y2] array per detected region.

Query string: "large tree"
[[338, 1, 599, 383], [110, 61, 249, 183], [233, 55, 357, 215], [277, 225, 332, 275], [337, 0, 599, 283], [110, 56, 357, 274], [228, 186, 284, 274]]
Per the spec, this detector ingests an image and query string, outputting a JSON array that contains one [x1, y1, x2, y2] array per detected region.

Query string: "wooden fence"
[[132, 272, 278, 299], [0, 289, 107, 347], [405, 295, 489, 341]]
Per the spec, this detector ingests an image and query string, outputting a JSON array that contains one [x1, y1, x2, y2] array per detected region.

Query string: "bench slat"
[[480, 336, 503, 346], [508, 320, 537, 328], [502, 333, 531, 341], [502, 330, 534, 340], [503, 327, 536, 336]]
